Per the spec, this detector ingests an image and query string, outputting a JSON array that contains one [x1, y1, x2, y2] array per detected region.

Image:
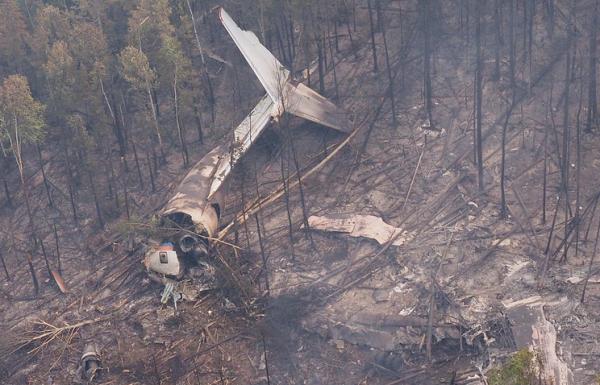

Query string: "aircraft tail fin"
[[218, 7, 350, 133]]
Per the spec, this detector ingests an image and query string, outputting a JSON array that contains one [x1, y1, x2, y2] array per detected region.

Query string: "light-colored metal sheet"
[[307, 214, 410, 246], [207, 93, 276, 199], [284, 82, 351, 133], [218, 7, 290, 103]]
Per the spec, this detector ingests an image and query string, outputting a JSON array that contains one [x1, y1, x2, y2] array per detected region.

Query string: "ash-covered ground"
[[2, 2, 600, 385]]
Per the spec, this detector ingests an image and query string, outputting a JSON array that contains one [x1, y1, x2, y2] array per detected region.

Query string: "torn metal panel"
[[307, 214, 410, 246], [283, 82, 351, 133], [218, 7, 350, 133]]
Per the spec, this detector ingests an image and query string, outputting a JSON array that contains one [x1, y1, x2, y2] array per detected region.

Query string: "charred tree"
[[493, 0, 502, 80], [0, 247, 9, 281], [2, 178, 11, 207], [475, 0, 484, 193], [53, 223, 61, 274], [367, 0, 379, 72], [421, 0, 435, 129], [131, 140, 144, 189], [587, 0, 599, 131], [561, 3, 575, 262], [36, 144, 53, 208], [509, 0, 516, 93], [381, 10, 396, 125]]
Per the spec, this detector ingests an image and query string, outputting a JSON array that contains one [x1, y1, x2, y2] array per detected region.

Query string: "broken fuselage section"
[[143, 145, 225, 282], [143, 7, 350, 305]]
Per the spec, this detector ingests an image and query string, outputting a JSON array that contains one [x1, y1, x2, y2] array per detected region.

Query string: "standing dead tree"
[[474, 0, 485, 193], [186, 0, 216, 126], [560, 2, 575, 262], [586, 0, 599, 131], [420, 0, 435, 129], [367, 0, 379, 72]]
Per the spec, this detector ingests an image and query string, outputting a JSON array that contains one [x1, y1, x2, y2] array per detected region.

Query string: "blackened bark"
[[111, 92, 127, 157], [3, 179, 11, 207], [381, 11, 396, 125], [527, 0, 535, 91], [587, 0, 599, 131], [475, 1, 484, 193], [53, 223, 61, 274], [316, 34, 326, 94], [131, 140, 144, 189], [561, 3, 574, 261], [542, 110, 548, 224], [327, 24, 340, 100], [280, 151, 295, 261], [509, 0, 516, 92], [88, 170, 104, 229], [367, 0, 379, 72], [0, 249, 9, 281], [36, 144, 53, 207], [193, 97, 204, 144], [421, 0, 434, 128], [493, 0, 502, 80], [39, 238, 52, 277], [500, 101, 515, 218], [146, 153, 156, 193], [26, 254, 39, 297]]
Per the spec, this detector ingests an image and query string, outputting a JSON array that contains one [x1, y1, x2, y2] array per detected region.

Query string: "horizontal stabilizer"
[[284, 82, 351, 133]]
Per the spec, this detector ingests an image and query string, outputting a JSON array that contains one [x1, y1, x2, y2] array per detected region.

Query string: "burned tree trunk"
[[493, 0, 502, 80], [587, 0, 599, 131], [561, 4, 575, 262], [527, 0, 535, 91], [475, 1, 484, 193], [421, 0, 434, 128], [367, 0, 379, 72], [381, 10, 397, 125], [88, 170, 104, 229], [316, 33, 326, 94], [2, 178, 11, 207], [173, 69, 189, 168], [500, 102, 515, 218], [509, 0, 516, 93], [131, 140, 144, 189], [36, 144, 53, 208], [26, 253, 39, 297], [0, 248, 9, 281]]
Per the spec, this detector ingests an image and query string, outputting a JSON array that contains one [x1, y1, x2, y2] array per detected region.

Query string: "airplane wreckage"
[[143, 7, 351, 306]]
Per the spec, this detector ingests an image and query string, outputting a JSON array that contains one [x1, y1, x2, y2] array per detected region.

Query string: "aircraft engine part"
[[178, 234, 198, 253], [80, 343, 101, 381], [191, 242, 208, 260]]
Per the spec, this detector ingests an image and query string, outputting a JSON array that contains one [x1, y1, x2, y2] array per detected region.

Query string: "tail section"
[[218, 7, 350, 133]]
